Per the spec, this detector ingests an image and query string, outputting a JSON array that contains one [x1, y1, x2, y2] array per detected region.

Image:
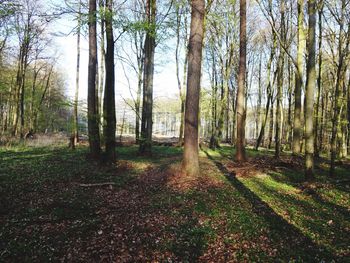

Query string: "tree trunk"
[[330, 0, 349, 176], [135, 65, 142, 143], [305, 0, 316, 180], [275, 1, 285, 159], [268, 98, 274, 149], [99, 0, 106, 137], [175, 4, 187, 146], [182, 0, 205, 177], [314, 0, 323, 157], [292, 0, 305, 155], [73, 0, 82, 146], [139, 0, 156, 155], [256, 55, 262, 140], [256, 35, 276, 150], [103, 0, 116, 162], [87, 0, 101, 159], [235, 0, 247, 162], [286, 61, 293, 149]]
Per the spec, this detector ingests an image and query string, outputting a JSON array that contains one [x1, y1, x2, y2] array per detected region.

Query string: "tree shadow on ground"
[[202, 148, 337, 261], [266, 168, 350, 220]]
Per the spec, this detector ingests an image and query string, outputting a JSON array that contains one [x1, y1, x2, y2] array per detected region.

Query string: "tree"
[[305, 0, 316, 179], [235, 0, 247, 162], [175, 1, 188, 146], [275, 0, 286, 159], [182, 0, 205, 177], [73, 0, 82, 147], [314, 0, 323, 157], [292, 0, 305, 155], [103, 0, 116, 162], [139, 0, 156, 154], [87, 0, 101, 159], [329, 0, 350, 176]]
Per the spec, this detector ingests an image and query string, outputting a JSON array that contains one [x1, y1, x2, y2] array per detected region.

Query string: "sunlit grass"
[[1, 143, 349, 261], [239, 170, 350, 257]]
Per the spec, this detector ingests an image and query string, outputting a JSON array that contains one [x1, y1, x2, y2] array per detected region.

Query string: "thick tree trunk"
[[182, 0, 205, 177], [87, 0, 101, 159], [103, 0, 116, 162], [235, 0, 247, 162], [139, 0, 156, 155], [305, 0, 316, 180]]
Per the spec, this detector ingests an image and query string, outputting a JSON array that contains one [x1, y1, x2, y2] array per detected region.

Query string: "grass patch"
[[1, 143, 349, 261]]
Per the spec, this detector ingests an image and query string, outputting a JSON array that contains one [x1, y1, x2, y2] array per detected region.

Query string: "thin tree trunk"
[[182, 0, 205, 176], [99, 0, 106, 137], [292, 0, 305, 155], [235, 0, 247, 162], [347, 76, 350, 154], [256, 55, 262, 139], [314, 0, 323, 157], [286, 61, 293, 149], [268, 98, 274, 149], [30, 63, 39, 131], [275, 1, 285, 159], [175, 4, 187, 145], [73, 0, 82, 146], [330, 0, 349, 176], [256, 35, 276, 150]]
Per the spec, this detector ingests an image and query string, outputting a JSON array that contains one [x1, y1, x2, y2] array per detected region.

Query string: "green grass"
[[0, 143, 349, 261]]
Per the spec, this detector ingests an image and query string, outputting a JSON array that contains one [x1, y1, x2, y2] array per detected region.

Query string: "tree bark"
[[235, 0, 247, 162], [330, 0, 349, 176], [314, 0, 323, 157], [255, 35, 276, 150], [87, 0, 101, 159], [292, 0, 305, 155], [73, 0, 82, 146], [103, 0, 116, 162], [139, 0, 156, 154], [175, 4, 187, 146], [182, 0, 205, 176], [305, 0, 316, 180], [275, 0, 285, 159], [99, 0, 106, 137]]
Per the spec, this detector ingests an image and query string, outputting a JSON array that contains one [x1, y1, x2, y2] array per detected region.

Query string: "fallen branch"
[[79, 182, 116, 187]]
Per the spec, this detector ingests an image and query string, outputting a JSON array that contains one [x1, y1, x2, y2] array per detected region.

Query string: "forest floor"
[[0, 142, 349, 262]]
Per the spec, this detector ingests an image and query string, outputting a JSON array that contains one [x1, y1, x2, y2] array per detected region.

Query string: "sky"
[[50, 10, 180, 103]]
